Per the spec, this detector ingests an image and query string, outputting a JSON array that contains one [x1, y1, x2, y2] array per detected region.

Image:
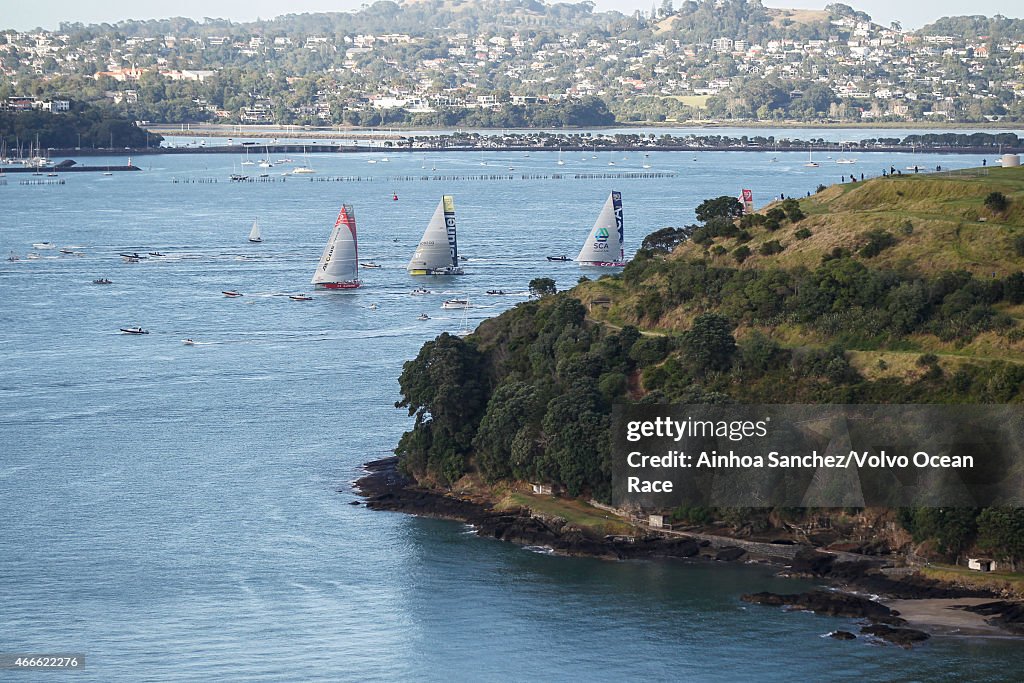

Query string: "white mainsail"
[[248, 218, 262, 243], [408, 196, 462, 274], [576, 191, 625, 266], [312, 204, 360, 288]]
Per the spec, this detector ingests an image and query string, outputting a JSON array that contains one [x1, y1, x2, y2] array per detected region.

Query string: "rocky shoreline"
[[354, 456, 1024, 645]]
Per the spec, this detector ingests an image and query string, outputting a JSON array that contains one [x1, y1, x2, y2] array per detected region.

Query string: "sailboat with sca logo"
[[312, 204, 361, 289], [576, 191, 626, 267]]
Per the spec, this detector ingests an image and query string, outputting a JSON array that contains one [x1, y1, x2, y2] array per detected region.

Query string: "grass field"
[[498, 492, 634, 536], [920, 564, 1024, 598]]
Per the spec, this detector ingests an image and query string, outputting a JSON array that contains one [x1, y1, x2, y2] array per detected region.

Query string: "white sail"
[[408, 196, 462, 274], [576, 191, 625, 265], [248, 218, 262, 242], [312, 205, 360, 288]]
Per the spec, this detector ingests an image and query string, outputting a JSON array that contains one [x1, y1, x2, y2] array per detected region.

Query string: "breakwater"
[[0, 165, 140, 174], [174, 170, 680, 184]]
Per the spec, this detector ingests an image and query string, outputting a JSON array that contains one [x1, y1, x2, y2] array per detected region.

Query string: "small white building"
[[531, 483, 553, 495], [649, 514, 668, 529], [968, 558, 997, 572]]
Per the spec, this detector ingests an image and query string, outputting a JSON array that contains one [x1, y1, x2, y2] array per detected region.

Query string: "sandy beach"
[[884, 598, 1017, 637]]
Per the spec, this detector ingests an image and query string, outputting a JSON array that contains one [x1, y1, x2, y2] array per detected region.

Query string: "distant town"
[[1, 0, 1024, 127]]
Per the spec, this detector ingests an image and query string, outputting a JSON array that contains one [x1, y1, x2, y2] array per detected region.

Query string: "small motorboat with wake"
[[182, 339, 195, 345], [411, 287, 431, 296], [442, 299, 469, 310], [369, 303, 379, 310], [486, 290, 506, 295], [289, 294, 313, 301], [93, 278, 112, 285], [417, 313, 430, 320], [546, 255, 570, 262], [360, 262, 382, 269], [222, 290, 243, 297], [120, 327, 149, 335]]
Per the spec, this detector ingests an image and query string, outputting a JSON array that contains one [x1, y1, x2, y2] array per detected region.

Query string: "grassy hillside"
[[578, 167, 1024, 371], [675, 167, 1024, 276]]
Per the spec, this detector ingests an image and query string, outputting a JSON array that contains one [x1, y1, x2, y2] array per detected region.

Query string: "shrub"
[[816, 184, 827, 193], [917, 353, 939, 367], [984, 191, 1009, 213], [795, 227, 812, 240], [765, 207, 786, 223], [736, 230, 753, 243], [899, 220, 914, 235], [822, 247, 850, 262], [733, 245, 751, 263], [764, 218, 781, 232], [759, 240, 784, 256], [859, 229, 898, 258], [711, 245, 727, 256], [786, 206, 805, 222], [1014, 236, 1024, 258]]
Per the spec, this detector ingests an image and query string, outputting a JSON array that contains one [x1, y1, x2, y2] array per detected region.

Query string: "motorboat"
[[148, 252, 164, 257], [546, 255, 570, 262], [93, 278, 112, 285], [289, 294, 313, 301], [222, 290, 243, 297], [360, 262, 382, 268], [182, 339, 195, 345], [486, 290, 506, 295], [417, 313, 430, 320], [411, 287, 431, 295], [369, 303, 379, 310], [442, 299, 469, 309], [120, 327, 149, 335]]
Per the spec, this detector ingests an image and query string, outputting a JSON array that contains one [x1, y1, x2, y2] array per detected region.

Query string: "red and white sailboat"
[[312, 204, 362, 289]]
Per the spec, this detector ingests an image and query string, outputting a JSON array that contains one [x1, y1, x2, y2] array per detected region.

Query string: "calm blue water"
[[2, 146, 1021, 681]]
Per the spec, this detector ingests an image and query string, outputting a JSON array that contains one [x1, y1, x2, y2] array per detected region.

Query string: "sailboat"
[[557, 148, 565, 166], [241, 148, 255, 166], [836, 142, 857, 164], [258, 146, 273, 168], [576, 191, 626, 267], [311, 204, 361, 289], [291, 147, 315, 174], [248, 218, 262, 243], [407, 196, 464, 276], [804, 145, 819, 168]]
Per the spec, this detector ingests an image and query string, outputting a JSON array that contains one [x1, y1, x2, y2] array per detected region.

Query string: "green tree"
[[681, 313, 737, 373], [529, 277, 557, 298], [395, 333, 489, 485], [695, 196, 743, 224], [976, 508, 1024, 571]]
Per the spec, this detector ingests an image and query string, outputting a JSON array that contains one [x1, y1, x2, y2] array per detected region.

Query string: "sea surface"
[[1, 144, 1021, 681]]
